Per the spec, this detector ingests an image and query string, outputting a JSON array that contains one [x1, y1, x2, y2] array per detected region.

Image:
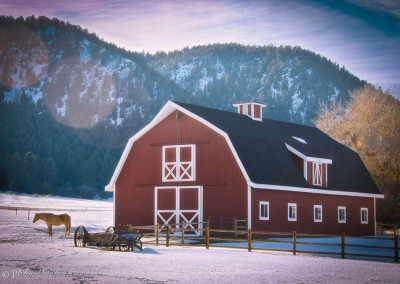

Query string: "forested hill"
[[0, 15, 366, 198], [147, 44, 364, 124]]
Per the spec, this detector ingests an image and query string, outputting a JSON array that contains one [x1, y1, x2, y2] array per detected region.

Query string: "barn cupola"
[[233, 101, 266, 121]]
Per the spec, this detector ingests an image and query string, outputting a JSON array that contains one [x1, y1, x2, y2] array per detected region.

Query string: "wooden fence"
[[0, 205, 113, 221], [129, 223, 399, 262], [376, 222, 399, 236]]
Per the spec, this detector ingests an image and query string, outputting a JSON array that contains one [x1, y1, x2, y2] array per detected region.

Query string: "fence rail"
[[0, 205, 113, 221], [0, 205, 113, 212], [128, 222, 399, 262]]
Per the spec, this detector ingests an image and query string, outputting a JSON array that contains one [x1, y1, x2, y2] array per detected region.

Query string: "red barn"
[[105, 101, 383, 236]]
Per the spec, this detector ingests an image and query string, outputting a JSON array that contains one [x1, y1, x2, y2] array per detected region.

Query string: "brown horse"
[[33, 213, 71, 236]]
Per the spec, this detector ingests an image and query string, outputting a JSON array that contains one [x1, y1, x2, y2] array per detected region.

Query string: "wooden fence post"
[[166, 226, 170, 247], [206, 226, 209, 250], [375, 221, 378, 236], [248, 229, 252, 252], [181, 221, 185, 245], [234, 218, 237, 239], [394, 232, 398, 262], [28, 210, 30, 220], [293, 231, 296, 255], [380, 222, 383, 236], [156, 223, 159, 246], [341, 233, 345, 259]]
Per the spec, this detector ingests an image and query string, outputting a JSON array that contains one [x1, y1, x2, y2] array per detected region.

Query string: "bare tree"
[[315, 85, 400, 224]]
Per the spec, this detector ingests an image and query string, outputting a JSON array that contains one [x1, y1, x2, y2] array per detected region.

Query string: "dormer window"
[[233, 101, 266, 121], [285, 144, 332, 188], [312, 162, 323, 186]]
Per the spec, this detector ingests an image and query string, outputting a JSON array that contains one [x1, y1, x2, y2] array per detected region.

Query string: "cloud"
[[0, 0, 399, 83]]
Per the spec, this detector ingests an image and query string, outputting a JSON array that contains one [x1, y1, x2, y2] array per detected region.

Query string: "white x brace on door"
[[155, 186, 203, 236]]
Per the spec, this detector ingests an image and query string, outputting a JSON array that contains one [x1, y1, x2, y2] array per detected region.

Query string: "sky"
[[0, 0, 399, 85]]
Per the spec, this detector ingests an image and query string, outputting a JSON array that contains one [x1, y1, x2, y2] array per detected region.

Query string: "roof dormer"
[[233, 101, 266, 121]]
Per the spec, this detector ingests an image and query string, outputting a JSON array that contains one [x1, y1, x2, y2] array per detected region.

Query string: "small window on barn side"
[[288, 203, 297, 221], [361, 208, 368, 224], [312, 162, 323, 186], [259, 201, 269, 220], [314, 205, 322, 222], [338, 206, 346, 223], [162, 145, 196, 182]]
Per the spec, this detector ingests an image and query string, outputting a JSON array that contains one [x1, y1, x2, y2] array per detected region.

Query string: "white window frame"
[[338, 206, 346, 223], [314, 205, 322, 222], [312, 162, 323, 186], [259, 201, 269, 220], [361, 208, 368, 224], [162, 144, 196, 182], [288, 203, 297, 221]]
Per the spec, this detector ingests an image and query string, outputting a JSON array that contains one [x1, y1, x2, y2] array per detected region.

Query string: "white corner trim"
[[374, 198, 377, 235], [250, 182, 384, 198], [285, 143, 333, 164], [247, 184, 252, 229], [105, 101, 252, 192]]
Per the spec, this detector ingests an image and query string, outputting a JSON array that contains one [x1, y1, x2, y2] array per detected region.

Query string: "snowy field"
[[0, 193, 399, 283]]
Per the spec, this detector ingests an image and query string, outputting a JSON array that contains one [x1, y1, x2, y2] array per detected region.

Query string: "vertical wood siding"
[[252, 188, 375, 236], [254, 105, 261, 119], [115, 111, 248, 228]]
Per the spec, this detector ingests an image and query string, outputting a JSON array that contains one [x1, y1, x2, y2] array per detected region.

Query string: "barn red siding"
[[115, 111, 248, 228], [251, 188, 375, 236], [254, 105, 261, 119]]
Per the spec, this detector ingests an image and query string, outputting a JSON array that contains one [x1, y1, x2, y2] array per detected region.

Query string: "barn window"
[[259, 201, 269, 220], [338, 206, 346, 223], [312, 162, 323, 186], [361, 208, 368, 224], [162, 145, 196, 182], [314, 205, 322, 222], [288, 203, 297, 221]]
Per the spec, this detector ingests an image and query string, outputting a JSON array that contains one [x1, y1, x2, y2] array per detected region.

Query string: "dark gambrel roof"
[[174, 101, 380, 195]]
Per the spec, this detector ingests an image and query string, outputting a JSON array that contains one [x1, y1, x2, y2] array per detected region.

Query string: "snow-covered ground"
[[0, 193, 399, 283]]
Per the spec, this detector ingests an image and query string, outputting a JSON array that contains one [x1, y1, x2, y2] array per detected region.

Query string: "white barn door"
[[155, 186, 203, 236]]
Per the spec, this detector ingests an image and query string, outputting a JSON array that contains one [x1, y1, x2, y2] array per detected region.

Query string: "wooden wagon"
[[74, 226, 143, 251]]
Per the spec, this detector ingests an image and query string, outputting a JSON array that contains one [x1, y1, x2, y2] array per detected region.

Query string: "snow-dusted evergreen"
[[0, 16, 365, 197]]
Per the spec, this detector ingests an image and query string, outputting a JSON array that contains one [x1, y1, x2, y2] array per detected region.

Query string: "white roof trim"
[[105, 102, 179, 191], [250, 182, 384, 198], [106, 101, 381, 199], [233, 102, 267, 107], [105, 100, 252, 191], [285, 143, 333, 164]]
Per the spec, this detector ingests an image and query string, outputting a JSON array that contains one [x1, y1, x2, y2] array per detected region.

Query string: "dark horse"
[[33, 213, 71, 236]]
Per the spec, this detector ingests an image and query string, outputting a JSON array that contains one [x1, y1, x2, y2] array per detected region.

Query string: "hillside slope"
[[148, 44, 364, 124], [0, 16, 366, 197]]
